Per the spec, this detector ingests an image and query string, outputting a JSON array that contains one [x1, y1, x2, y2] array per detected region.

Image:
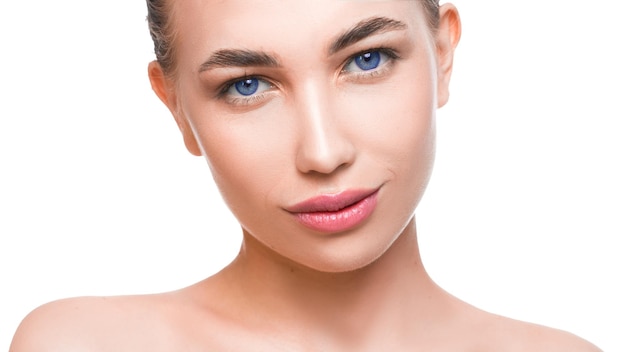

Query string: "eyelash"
[[216, 47, 400, 107], [216, 75, 276, 107], [341, 47, 400, 81]]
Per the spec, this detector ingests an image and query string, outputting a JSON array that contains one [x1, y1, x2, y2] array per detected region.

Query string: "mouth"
[[286, 188, 379, 233]]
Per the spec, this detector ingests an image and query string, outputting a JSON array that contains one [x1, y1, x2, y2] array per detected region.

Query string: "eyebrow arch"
[[329, 17, 408, 55], [199, 49, 280, 73]]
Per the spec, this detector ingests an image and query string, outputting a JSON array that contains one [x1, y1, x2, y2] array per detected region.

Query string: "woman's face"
[[155, 0, 457, 272]]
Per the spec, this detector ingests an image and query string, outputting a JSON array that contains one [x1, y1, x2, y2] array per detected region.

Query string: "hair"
[[146, 0, 440, 77], [423, 0, 441, 30]]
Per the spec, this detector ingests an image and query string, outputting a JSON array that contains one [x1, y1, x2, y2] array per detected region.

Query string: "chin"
[[294, 233, 399, 274], [304, 255, 378, 274]]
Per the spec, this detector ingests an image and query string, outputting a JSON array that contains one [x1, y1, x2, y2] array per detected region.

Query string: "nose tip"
[[295, 126, 356, 175]]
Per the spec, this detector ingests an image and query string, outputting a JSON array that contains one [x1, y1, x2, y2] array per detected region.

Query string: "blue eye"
[[354, 51, 381, 71], [225, 77, 272, 98], [344, 50, 390, 72], [235, 78, 259, 96]]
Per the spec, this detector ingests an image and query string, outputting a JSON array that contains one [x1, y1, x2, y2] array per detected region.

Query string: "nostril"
[[295, 135, 356, 175]]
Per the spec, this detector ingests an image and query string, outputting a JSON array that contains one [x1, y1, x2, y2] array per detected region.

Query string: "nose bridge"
[[295, 78, 355, 175]]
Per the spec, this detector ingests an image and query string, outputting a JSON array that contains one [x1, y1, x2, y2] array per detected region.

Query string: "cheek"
[[186, 102, 294, 218], [341, 70, 436, 176], [376, 96, 435, 204], [350, 83, 436, 237]]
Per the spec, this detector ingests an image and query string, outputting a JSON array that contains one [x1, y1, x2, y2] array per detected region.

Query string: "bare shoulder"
[[516, 321, 601, 352], [10, 296, 111, 351], [8, 281, 265, 352], [9, 294, 187, 352], [478, 312, 602, 352]]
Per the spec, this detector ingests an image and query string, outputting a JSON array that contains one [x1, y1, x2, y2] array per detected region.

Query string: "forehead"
[[172, 0, 427, 68]]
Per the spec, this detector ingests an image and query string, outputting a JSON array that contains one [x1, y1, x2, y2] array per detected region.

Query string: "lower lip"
[[293, 191, 378, 233]]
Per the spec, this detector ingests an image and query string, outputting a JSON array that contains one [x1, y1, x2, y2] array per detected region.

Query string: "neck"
[[212, 217, 450, 347]]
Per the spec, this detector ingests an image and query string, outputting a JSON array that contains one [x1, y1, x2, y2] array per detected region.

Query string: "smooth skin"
[[11, 1, 601, 351]]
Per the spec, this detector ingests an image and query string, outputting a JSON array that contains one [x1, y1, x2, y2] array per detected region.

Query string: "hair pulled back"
[[147, 0, 440, 76]]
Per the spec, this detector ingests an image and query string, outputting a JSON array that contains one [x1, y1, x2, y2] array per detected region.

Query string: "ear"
[[435, 3, 462, 108], [148, 61, 202, 156]]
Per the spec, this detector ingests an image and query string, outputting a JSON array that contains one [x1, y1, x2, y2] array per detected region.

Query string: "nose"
[[294, 81, 356, 175]]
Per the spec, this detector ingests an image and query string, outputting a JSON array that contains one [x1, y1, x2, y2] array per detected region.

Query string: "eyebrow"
[[198, 16, 407, 73], [329, 16, 408, 55], [199, 49, 280, 72]]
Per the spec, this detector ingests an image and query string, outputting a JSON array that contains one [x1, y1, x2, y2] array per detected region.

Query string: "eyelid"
[[217, 75, 270, 96], [340, 47, 400, 81], [342, 47, 399, 70], [216, 75, 276, 107]]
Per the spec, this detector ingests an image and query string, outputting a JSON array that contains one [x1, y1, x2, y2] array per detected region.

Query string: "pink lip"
[[286, 189, 379, 233]]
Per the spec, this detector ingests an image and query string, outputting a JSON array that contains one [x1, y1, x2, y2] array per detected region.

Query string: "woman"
[[10, 0, 602, 350]]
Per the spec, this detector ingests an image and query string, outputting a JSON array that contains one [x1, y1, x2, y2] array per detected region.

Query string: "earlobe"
[[435, 4, 462, 108], [147, 61, 202, 156]]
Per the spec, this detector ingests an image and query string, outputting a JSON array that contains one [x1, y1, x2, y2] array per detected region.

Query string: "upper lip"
[[285, 188, 379, 213]]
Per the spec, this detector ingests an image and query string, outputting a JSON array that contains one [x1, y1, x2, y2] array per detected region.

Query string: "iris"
[[354, 51, 381, 71], [234, 78, 260, 96]]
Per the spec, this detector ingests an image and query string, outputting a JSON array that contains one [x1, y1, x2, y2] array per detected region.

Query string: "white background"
[[1, 1, 624, 350]]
